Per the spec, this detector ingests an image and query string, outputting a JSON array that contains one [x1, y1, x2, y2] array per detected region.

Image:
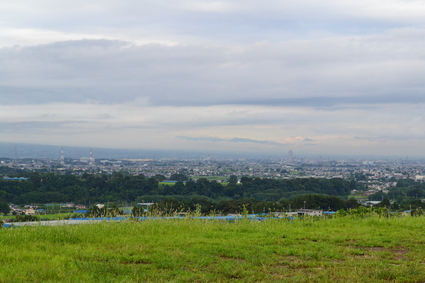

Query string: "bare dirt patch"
[[120, 260, 152, 265], [219, 255, 245, 263], [366, 246, 409, 259]]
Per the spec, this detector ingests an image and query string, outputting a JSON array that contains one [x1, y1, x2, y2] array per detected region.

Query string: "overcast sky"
[[1, 0, 425, 157]]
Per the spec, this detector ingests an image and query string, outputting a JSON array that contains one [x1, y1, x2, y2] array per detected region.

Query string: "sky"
[[1, 0, 425, 157]]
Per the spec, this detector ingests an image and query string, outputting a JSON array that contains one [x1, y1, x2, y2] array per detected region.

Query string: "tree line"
[[367, 179, 425, 210], [0, 169, 358, 205], [127, 194, 360, 216]]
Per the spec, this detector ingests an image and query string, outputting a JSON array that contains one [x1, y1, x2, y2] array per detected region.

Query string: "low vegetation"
[[1, 215, 425, 282]]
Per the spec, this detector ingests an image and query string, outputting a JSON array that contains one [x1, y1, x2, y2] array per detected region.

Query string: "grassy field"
[[1, 216, 425, 282], [351, 195, 369, 200], [192, 176, 228, 182]]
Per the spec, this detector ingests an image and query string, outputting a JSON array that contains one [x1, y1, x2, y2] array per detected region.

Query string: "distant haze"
[[1, 1, 425, 157], [0, 142, 416, 161], [0, 141, 270, 160]]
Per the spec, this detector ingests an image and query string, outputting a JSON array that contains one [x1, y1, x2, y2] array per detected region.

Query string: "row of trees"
[[0, 170, 357, 204], [368, 180, 425, 210], [130, 194, 360, 215]]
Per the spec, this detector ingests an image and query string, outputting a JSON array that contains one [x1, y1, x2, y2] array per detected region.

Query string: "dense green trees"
[[4, 165, 425, 213], [346, 198, 360, 209], [0, 201, 10, 215], [291, 194, 346, 211], [0, 170, 356, 205], [228, 175, 238, 184], [169, 174, 189, 182], [143, 194, 355, 215], [0, 172, 160, 204], [368, 180, 425, 210]]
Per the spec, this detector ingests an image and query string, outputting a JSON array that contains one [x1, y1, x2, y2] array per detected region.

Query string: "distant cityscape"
[[2, 146, 425, 200]]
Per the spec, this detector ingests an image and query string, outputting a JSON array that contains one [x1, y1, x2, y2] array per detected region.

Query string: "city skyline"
[[1, 1, 425, 157]]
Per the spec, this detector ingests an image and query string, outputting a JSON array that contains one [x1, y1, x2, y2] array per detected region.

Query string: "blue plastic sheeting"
[[71, 217, 128, 221], [2, 223, 20, 228], [1, 216, 293, 227]]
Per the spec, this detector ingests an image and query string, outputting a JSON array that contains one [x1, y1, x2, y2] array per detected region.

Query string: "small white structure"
[[297, 209, 323, 216], [361, 201, 381, 206], [25, 208, 36, 216]]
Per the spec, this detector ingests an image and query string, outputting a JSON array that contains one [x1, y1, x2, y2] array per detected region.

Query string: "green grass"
[[192, 176, 227, 182], [1, 216, 425, 282], [158, 182, 175, 186], [351, 195, 368, 200]]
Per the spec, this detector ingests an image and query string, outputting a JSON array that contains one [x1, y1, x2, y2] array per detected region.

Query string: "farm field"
[[192, 176, 228, 182], [351, 194, 369, 200], [1, 216, 425, 282]]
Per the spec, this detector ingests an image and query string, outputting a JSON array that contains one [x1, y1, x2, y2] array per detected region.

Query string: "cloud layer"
[[177, 136, 286, 146], [1, 1, 425, 157]]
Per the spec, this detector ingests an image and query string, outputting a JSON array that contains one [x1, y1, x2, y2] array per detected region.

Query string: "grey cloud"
[[353, 136, 373, 140], [2, 37, 425, 109], [0, 120, 86, 132], [96, 114, 115, 119], [353, 134, 425, 142], [177, 136, 286, 146], [1, 1, 421, 45], [2, 1, 425, 156]]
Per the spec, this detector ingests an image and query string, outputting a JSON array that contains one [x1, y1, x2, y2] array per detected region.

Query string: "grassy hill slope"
[[1, 216, 425, 282]]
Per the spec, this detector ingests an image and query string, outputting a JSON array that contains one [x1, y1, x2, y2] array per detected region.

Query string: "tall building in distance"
[[288, 150, 293, 162], [61, 147, 65, 165], [89, 149, 94, 166]]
